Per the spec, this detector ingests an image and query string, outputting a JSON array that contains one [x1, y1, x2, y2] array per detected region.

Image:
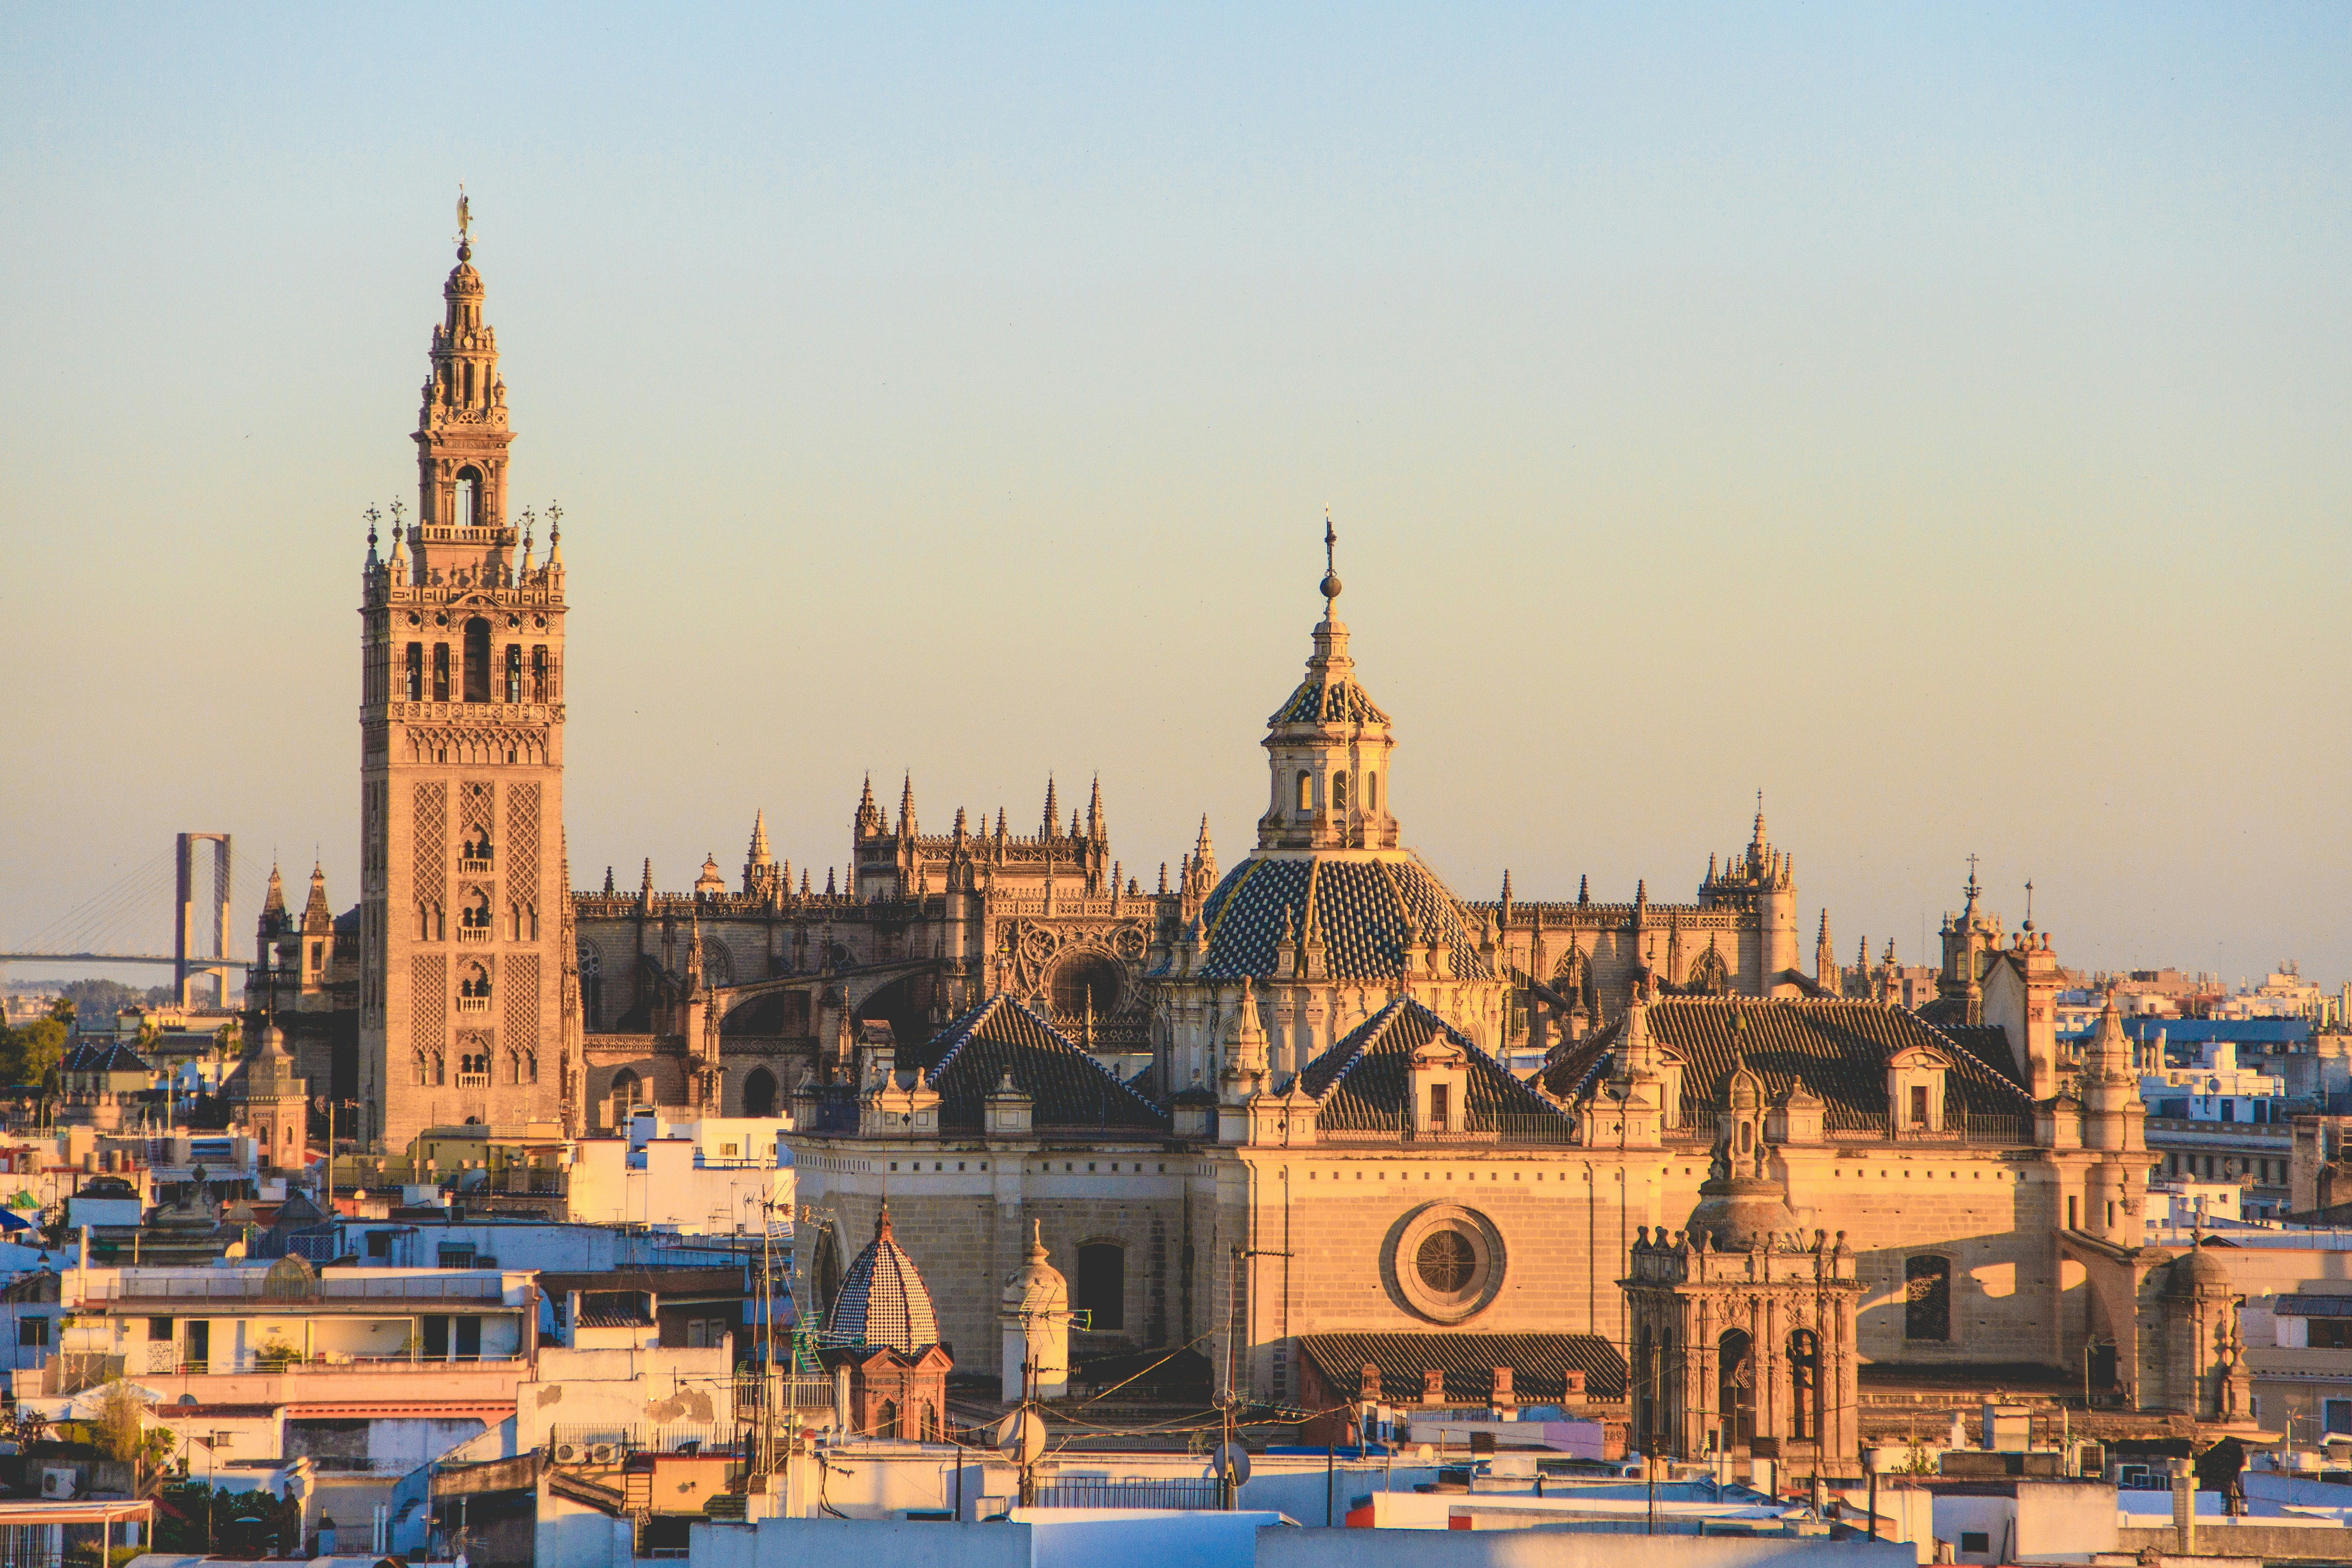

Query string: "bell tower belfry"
[[357, 196, 577, 1154]]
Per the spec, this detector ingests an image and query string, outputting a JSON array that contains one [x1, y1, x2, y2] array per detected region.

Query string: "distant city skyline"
[[3, 5, 2348, 984]]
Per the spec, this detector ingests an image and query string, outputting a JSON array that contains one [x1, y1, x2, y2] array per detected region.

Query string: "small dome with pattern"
[[820, 1204, 940, 1353]]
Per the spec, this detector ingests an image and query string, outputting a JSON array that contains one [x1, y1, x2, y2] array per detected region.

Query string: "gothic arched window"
[[1905, 1254, 1952, 1341], [742, 1067, 778, 1118], [612, 1068, 642, 1110]]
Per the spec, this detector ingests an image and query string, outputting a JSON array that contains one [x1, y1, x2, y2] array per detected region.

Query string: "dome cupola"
[[820, 1204, 941, 1353]]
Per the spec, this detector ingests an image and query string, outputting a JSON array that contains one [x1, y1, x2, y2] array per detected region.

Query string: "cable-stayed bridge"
[[2, 834, 254, 1007]]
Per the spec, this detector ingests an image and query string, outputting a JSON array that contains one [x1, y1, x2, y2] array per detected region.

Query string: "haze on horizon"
[[2, 4, 2347, 990]]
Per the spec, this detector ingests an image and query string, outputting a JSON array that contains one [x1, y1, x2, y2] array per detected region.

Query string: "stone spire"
[[262, 860, 288, 926], [855, 774, 882, 839], [1815, 910, 1836, 993], [410, 188, 515, 585], [899, 772, 917, 839], [1042, 775, 1059, 840], [744, 809, 779, 898], [302, 861, 333, 935], [1086, 775, 1104, 843]]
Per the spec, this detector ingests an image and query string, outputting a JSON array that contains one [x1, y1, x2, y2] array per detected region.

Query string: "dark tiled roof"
[[1271, 675, 1390, 727], [62, 1042, 151, 1074], [1538, 997, 2034, 1141], [1297, 1332, 1627, 1404], [1941, 1024, 2026, 1090], [1302, 998, 1565, 1134], [1189, 854, 1494, 983], [924, 995, 1169, 1134]]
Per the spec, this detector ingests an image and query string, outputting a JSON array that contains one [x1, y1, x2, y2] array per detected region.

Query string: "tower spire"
[[899, 772, 917, 839], [1042, 775, 1059, 840], [412, 187, 513, 580]]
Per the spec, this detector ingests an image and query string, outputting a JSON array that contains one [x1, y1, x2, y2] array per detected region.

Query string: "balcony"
[[457, 997, 490, 1013], [86, 1272, 507, 1305], [458, 859, 493, 875], [456, 1074, 490, 1089], [457, 927, 491, 944]]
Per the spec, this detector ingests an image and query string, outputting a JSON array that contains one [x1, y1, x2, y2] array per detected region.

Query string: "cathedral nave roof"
[[1299, 996, 1562, 1134], [1186, 854, 1495, 984], [921, 993, 1170, 1134], [1539, 996, 2033, 1141]]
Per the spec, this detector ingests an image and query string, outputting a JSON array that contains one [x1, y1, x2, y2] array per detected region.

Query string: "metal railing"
[[1036, 1478, 1221, 1511], [87, 1272, 507, 1303]]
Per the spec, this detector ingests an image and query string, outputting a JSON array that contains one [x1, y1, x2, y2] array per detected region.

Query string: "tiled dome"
[[1187, 853, 1494, 983], [820, 1204, 940, 1353]]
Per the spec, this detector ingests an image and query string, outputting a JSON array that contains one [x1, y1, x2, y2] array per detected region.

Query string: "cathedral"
[[277, 221, 2264, 1465]]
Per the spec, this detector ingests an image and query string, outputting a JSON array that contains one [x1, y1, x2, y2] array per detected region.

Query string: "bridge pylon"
[[175, 833, 235, 1010]]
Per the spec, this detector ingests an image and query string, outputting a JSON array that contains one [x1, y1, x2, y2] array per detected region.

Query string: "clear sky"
[[3, 4, 2347, 989]]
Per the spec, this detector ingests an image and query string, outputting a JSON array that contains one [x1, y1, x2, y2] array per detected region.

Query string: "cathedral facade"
[[294, 229, 2269, 1458]]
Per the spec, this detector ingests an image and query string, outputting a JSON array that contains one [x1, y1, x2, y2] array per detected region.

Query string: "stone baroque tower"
[[358, 208, 575, 1151]]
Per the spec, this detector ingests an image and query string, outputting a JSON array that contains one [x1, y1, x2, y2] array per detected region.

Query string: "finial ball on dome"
[[1320, 569, 1343, 601]]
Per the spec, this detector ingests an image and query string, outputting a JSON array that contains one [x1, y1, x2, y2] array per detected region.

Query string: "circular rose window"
[[1416, 1230, 1476, 1293], [1389, 1204, 1504, 1324]]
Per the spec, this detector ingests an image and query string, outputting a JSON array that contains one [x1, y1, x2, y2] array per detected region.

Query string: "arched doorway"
[[1786, 1328, 1819, 1442], [875, 1399, 899, 1439], [742, 1067, 778, 1118], [611, 1068, 642, 1112], [1718, 1328, 1755, 1451]]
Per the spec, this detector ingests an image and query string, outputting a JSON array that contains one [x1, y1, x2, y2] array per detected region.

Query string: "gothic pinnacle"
[[899, 772, 917, 838], [1577, 874, 1589, 906], [1087, 774, 1104, 840], [1042, 775, 1059, 839]]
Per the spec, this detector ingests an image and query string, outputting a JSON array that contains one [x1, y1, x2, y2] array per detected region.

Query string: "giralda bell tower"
[[358, 197, 578, 1151]]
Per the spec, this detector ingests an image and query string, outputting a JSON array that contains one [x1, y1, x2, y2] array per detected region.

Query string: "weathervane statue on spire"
[[455, 184, 473, 256]]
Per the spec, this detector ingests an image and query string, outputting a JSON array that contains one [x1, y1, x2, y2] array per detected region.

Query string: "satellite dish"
[[1211, 1442, 1252, 1487], [996, 1409, 1047, 1467]]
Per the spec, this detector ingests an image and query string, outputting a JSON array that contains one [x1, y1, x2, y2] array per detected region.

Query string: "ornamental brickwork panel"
[[507, 781, 541, 902], [413, 782, 447, 905], [505, 952, 540, 1050], [412, 953, 446, 1083]]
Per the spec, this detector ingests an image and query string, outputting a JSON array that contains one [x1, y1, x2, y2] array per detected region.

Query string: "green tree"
[[0, 1018, 67, 1086]]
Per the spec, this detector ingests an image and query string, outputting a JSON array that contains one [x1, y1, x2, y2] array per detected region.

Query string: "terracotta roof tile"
[[1297, 1331, 1626, 1404]]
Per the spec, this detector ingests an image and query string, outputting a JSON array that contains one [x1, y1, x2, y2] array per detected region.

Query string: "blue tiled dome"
[[820, 1205, 940, 1353], [1187, 853, 1494, 983]]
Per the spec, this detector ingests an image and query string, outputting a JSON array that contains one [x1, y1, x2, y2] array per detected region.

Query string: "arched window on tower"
[[433, 644, 451, 702], [405, 643, 424, 701], [531, 647, 549, 702], [1367, 772, 1378, 811], [1296, 770, 1313, 814], [455, 466, 482, 527], [1331, 771, 1349, 816], [504, 645, 522, 703], [463, 618, 491, 703]]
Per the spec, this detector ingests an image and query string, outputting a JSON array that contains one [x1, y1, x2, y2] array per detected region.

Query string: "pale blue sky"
[[3, 4, 2348, 987]]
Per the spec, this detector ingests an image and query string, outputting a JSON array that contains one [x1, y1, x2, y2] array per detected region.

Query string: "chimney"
[[1359, 1363, 1382, 1402], [1490, 1366, 1515, 1411], [1421, 1368, 1447, 1405]]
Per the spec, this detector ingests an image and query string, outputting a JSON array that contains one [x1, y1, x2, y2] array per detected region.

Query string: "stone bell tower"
[[357, 195, 577, 1153]]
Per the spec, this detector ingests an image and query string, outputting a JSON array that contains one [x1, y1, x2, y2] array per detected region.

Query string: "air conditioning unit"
[[552, 1444, 580, 1465], [588, 1443, 618, 1465], [40, 1468, 76, 1500]]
